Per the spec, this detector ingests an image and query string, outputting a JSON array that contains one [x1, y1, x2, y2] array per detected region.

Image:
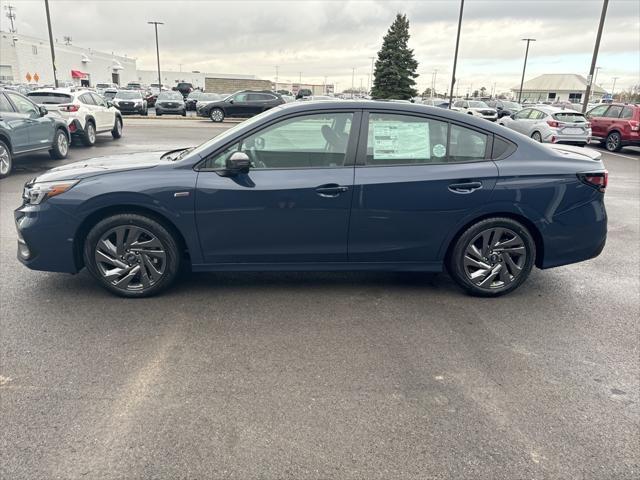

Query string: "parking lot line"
[[586, 148, 639, 161]]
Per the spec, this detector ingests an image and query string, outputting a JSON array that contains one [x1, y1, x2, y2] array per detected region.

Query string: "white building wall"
[[136, 70, 206, 89], [0, 32, 137, 86]]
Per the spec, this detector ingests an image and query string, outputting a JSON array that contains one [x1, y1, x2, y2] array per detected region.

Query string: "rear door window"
[[449, 125, 488, 162], [79, 93, 96, 105], [90, 93, 107, 107], [604, 106, 623, 118]]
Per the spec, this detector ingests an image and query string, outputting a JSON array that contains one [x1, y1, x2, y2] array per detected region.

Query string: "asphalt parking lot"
[[1, 119, 638, 479]]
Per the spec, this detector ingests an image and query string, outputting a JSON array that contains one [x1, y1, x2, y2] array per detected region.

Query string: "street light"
[[147, 21, 164, 90], [582, 0, 609, 112], [44, 0, 58, 87], [448, 0, 464, 109], [517, 38, 536, 103]]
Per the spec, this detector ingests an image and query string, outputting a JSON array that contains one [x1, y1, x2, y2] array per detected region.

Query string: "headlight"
[[23, 180, 79, 205]]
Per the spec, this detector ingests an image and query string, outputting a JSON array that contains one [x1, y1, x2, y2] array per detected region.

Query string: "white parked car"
[[27, 89, 123, 146], [453, 100, 498, 121], [498, 105, 591, 145]]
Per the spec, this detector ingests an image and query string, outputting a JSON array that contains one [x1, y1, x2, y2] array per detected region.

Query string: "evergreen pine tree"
[[371, 14, 419, 100]]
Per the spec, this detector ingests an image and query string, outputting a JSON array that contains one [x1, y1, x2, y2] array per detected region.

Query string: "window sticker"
[[432, 144, 446, 158], [372, 121, 430, 160]]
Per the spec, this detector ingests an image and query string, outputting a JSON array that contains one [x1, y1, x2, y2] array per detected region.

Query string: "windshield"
[[201, 93, 220, 101], [104, 91, 117, 99], [158, 91, 183, 100], [115, 91, 142, 99], [187, 91, 203, 99], [502, 101, 521, 109], [469, 101, 489, 108], [188, 108, 280, 159], [27, 92, 72, 104]]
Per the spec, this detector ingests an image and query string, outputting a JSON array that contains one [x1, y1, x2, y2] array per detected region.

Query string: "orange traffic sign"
[[25, 72, 32, 82], [33, 73, 40, 82]]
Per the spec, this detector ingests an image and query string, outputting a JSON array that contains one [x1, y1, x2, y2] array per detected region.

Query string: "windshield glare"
[[27, 93, 72, 104], [469, 101, 489, 108], [115, 91, 142, 99], [158, 92, 183, 100]]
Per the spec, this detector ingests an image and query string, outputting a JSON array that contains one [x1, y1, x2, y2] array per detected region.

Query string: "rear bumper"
[[539, 197, 607, 269]]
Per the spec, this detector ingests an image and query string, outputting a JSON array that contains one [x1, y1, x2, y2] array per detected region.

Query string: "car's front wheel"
[[49, 129, 69, 159], [531, 131, 542, 142], [210, 108, 224, 122], [111, 116, 123, 139], [0, 140, 13, 179], [83, 213, 181, 297], [448, 217, 536, 297], [605, 131, 622, 152]]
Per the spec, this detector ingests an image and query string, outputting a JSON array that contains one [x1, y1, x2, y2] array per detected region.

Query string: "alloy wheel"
[[87, 124, 96, 143], [0, 145, 10, 175], [57, 132, 68, 156], [463, 227, 526, 290], [116, 119, 122, 135], [532, 132, 542, 142], [94, 225, 167, 292], [606, 133, 620, 151], [211, 109, 223, 122]]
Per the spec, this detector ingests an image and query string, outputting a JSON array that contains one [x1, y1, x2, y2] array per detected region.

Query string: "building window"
[[548, 92, 556, 100], [568, 93, 582, 103], [32, 45, 38, 55]]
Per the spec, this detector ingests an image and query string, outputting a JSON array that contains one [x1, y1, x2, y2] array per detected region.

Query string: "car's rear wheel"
[[0, 140, 12, 179], [605, 131, 622, 152], [210, 108, 224, 122], [83, 214, 181, 298], [82, 121, 96, 146], [531, 131, 542, 142], [49, 129, 69, 159], [111, 116, 123, 139], [448, 217, 535, 297]]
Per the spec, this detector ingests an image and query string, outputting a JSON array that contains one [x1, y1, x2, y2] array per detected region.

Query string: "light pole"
[[593, 66, 602, 88], [517, 38, 536, 103], [448, 0, 464, 108], [432, 69, 438, 98], [582, 0, 609, 112], [275, 65, 279, 91], [44, 0, 58, 87], [369, 56, 375, 92], [351, 67, 355, 97], [611, 76, 619, 98], [148, 21, 163, 90]]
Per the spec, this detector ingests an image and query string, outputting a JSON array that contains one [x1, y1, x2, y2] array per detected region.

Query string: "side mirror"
[[39, 106, 48, 116], [225, 151, 251, 175], [106, 100, 113, 108], [228, 99, 234, 104]]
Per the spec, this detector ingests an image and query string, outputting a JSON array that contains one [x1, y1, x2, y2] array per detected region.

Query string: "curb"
[[123, 115, 243, 123]]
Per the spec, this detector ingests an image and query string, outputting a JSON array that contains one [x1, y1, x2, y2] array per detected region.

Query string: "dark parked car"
[[296, 88, 313, 100], [173, 82, 193, 98], [14, 101, 607, 297], [112, 90, 148, 115], [586, 103, 640, 152], [0, 88, 69, 178], [155, 91, 186, 116], [486, 100, 522, 118], [198, 90, 285, 122]]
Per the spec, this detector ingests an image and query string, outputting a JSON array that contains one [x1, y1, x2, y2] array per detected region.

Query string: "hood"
[[31, 151, 170, 183]]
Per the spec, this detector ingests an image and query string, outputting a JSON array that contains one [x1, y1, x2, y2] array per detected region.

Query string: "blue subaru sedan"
[[15, 101, 607, 297]]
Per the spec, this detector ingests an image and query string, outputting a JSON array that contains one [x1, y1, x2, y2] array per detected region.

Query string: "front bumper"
[[156, 104, 186, 114], [114, 103, 145, 114], [14, 202, 80, 273]]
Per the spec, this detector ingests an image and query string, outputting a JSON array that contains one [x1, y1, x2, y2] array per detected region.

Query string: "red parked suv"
[[586, 103, 640, 152]]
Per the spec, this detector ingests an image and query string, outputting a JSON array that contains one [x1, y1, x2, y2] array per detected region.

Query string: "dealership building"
[[512, 73, 607, 103], [0, 32, 137, 86]]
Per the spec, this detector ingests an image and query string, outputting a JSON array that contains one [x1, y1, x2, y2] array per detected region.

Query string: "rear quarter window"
[[620, 107, 635, 119]]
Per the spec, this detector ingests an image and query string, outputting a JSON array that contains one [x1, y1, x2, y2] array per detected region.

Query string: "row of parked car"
[[0, 87, 124, 178]]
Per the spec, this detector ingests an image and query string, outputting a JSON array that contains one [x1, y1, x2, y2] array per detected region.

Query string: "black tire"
[[49, 128, 69, 160], [605, 131, 622, 152], [181, 110, 187, 117], [447, 217, 536, 297], [156, 110, 162, 117], [81, 120, 96, 146], [111, 116, 123, 139], [210, 108, 224, 122], [83, 213, 181, 298], [0, 140, 12, 179], [531, 131, 542, 142], [142, 109, 148, 117]]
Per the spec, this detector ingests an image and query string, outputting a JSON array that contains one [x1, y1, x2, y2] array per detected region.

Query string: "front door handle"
[[448, 181, 483, 194], [315, 184, 349, 197]]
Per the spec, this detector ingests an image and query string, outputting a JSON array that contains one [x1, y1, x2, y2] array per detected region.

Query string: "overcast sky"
[[4, 0, 639, 94]]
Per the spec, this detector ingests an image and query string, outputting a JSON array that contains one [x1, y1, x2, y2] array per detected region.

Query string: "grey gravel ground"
[[1, 120, 638, 479]]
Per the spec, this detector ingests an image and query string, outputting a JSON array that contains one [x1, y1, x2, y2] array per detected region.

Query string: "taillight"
[[59, 104, 79, 112], [630, 120, 640, 132], [578, 171, 608, 193], [547, 119, 559, 128]]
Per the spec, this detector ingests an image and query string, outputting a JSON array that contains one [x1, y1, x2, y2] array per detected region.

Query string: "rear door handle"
[[448, 181, 483, 194], [315, 184, 349, 197]]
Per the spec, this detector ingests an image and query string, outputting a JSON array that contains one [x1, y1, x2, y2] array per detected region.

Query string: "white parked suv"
[[452, 100, 498, 121], [27, 89, 123, 146]]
